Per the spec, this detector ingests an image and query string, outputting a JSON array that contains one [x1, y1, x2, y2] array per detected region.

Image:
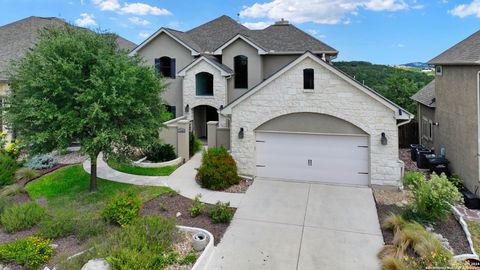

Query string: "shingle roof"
[[138, 15, 338, 55], [0, 16, 136, 81], [177, 55, 233, 76], [203, 55, 234, 74], [411, 80, 436, 108], [429, 30, 480, 65]]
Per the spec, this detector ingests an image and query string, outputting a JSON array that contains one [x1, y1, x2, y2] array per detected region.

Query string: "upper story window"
[[155, 56, 176, 79], [234, 55, 248, 89], [435, 66, 442, 76], [196, 72, 214, 96], [303, 68, 314, 89]]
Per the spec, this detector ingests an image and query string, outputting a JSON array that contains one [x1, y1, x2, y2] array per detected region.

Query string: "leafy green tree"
[[384, 71, 420, 114], [6, 25, 167, 192]]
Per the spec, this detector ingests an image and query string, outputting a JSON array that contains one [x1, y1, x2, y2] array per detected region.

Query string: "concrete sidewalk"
[[207, 179, 383, 270], [82, 152, 245, 207]]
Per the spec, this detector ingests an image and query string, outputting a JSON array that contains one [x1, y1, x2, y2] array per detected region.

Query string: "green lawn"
[[25, 164, 171, 207], [467, 220, 480, 254], [106, 159, 177, 176]]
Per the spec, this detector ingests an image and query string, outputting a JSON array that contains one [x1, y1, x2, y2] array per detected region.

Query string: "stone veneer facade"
[[228, 57, 402, 187], [181, 60, 228, 127]]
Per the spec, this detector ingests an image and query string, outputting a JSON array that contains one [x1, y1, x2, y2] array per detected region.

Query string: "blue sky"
[[1, 0, 480, 64]]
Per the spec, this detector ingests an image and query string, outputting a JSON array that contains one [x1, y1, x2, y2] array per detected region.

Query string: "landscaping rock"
[[0, 264, 12, 270], [176, 211, 182, 217], [49, 243, 59, 249], [81, 259, 110, 270]]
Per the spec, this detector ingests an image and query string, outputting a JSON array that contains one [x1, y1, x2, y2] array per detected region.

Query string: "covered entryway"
[[254, 113, 370, 186], [193, 105, 218, 139]]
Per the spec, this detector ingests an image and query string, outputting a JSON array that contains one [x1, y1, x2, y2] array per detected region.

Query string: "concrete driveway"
[[206, 179, 384, 270]]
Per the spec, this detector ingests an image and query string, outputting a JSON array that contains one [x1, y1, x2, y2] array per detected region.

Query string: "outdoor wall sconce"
[[238, 128, 244, 139], [219, 105, 224, 110], [381, 132, 388, 145], [185, 104, 189, 113]]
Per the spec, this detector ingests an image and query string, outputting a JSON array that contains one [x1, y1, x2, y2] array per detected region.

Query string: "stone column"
[[177, 120, 190, 162], [207, 121, 218, 149]]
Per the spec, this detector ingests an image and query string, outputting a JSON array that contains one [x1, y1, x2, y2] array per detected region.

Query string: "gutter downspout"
[[477, 71, 480, 184]]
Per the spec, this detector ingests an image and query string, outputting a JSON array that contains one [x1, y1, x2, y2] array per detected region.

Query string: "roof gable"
[[177, 56, 233, 77], [221, 52, 412, 120], [411, 80, 436, 108], [429, 30, 480, 65], [213, 34, 267, 55], [129, 28, 200, 56]]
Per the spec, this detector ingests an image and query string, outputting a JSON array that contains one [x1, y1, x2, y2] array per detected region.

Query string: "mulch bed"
[[376, 203, 471, 255], [195, 175, 253, 193], [141, 193, 234, 245], [399, 148, 430, 176]]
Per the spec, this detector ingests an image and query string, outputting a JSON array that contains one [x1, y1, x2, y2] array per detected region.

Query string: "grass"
[[467, 220, 480, 254], [106, 159, 177, 176]]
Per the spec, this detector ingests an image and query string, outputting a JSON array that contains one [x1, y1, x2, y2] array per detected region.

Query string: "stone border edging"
[[177, 225, 215, 270], [451, 205, 479, 260], [133, 156, 183, 168]]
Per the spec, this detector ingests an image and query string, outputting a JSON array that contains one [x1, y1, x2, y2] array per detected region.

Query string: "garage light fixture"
[[185, 104, 190, 113], [238, 128, 244, 139], [381, 132, 388, 145]]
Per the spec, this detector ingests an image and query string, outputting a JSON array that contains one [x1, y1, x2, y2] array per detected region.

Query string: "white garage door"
[[255, 132, 369, 186]]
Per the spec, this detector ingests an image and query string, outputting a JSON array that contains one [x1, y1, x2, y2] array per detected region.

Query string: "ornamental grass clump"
[[197, 146, 240, 191], [0, 202, 44, 233]]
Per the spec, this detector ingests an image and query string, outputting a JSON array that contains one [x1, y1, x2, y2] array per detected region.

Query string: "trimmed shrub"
[[0, 202, 45, 233], [209, 201, 234, 224], [197, 146, 240, 190], [189, 194, 204, 218], [101, 192, 142, 226], [25, 154, 56, 170], [0, 236, 55, 270], [146, 142, 176, 162], [189, 132, 202, 157], [0, 153, 18, 186], [404, 173, 463, 223], [15, 167, 39, 181]]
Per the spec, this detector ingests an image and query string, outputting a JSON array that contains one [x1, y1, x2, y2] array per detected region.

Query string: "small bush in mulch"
[[189, 195, 205, 218], [101, 192, 142, 226], [197, 146, 240, 191], [146, 142, 177, 162], [25, 154, 57, 170], [0, 236, 55, 270], [209, 201, 234, 224], [0, 201, 44, 233]]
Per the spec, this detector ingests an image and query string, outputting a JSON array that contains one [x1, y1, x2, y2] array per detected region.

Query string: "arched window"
[[234, 55, 248, 89], [303, 68, 314, 89], [154, 56, 176, 78], [196, 72, 214, 96]]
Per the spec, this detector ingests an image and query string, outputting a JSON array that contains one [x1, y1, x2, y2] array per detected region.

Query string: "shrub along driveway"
[[207, 179, 383, 270]]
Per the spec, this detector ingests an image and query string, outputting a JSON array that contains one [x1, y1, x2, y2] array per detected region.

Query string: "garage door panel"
[[255, 132, 369, 186]]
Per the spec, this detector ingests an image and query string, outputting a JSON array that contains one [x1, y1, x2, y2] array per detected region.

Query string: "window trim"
[[155, 56, 176, 79], [428, 120, 433, 140], [195, 72, 214, 97], [303, 68, 314, 90], [234, 55, 248, 89], [435, 65, 443, 76]]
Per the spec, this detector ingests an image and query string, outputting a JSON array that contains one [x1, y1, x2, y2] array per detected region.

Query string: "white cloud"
[[121, 2, 171, 16], [92, 0, 120, 11], [128, 16, 150, 25], [450, 0, 480, 18], [395, 43, 405, 47], [364, 0, 407, 11], [242, 21, 273, 29], [139, 32, 151, 38], [75, 13, 97, 27], [240, 0, 410, 25]]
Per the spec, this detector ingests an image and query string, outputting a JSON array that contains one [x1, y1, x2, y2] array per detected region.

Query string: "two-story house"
[[132, 15, 414, 188], [412, 30, 480, 192]]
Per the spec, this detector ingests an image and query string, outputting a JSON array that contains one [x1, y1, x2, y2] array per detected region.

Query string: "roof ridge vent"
[[275, 18, 289, 25]]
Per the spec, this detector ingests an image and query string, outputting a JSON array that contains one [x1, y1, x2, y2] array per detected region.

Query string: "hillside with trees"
[[333, 61, 434, 114]]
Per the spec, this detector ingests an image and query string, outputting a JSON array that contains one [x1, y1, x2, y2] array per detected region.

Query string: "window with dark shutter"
[[155, 56, 176, 78], [303, 69, 314, 90], [234, 55, 248, 89]]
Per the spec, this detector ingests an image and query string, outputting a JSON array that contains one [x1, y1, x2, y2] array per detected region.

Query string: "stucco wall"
[[182, 60, 228, 126], [434, 65, 480, 191], [262, 54, 298, 79], [222, 39, 262, 102], [418, 103, 435, 149], [0, 82, 9, 133], [229, 57, 401, 187], [136, 33, 194, 116]]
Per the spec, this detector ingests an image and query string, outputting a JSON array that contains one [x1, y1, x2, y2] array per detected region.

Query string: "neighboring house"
[[0, 16, 136, 134], [411, 80, 436, 149], [412, 30, 480, 191], [132, 15, 413, 188]]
